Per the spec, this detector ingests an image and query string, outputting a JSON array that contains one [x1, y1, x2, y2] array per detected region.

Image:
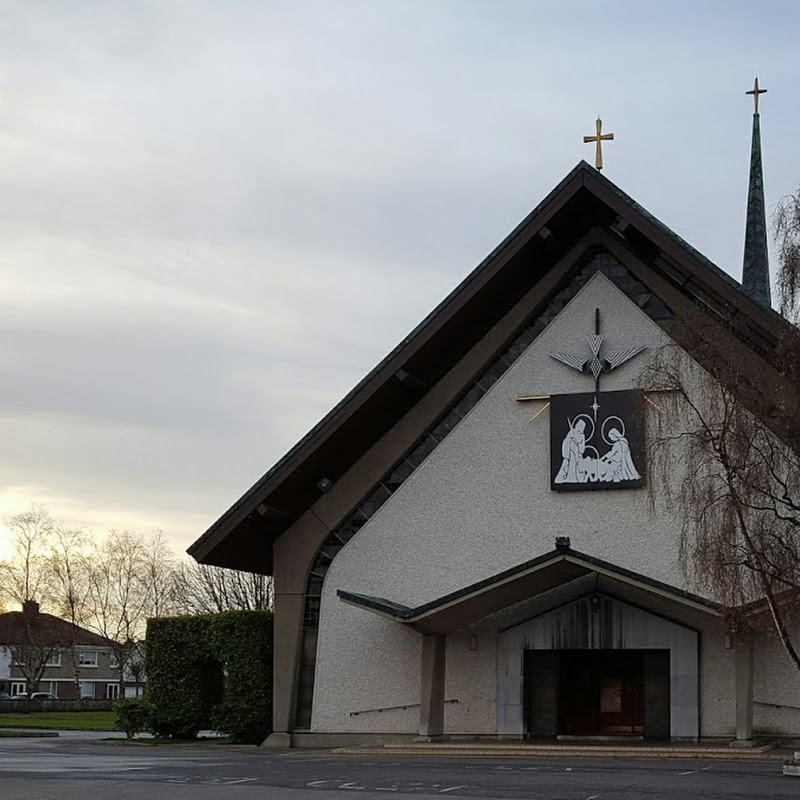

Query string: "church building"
[[189, 90, 800, 746]]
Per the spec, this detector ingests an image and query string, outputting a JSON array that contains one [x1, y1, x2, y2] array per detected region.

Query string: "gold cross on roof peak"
[[746, 76, 767, 114], [583, 117, 614, 171]]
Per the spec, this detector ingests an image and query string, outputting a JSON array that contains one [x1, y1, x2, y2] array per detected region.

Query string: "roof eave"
[[189, 163, 792, 570], [337, 548, 721, 633], [189, 162, 596, 566]]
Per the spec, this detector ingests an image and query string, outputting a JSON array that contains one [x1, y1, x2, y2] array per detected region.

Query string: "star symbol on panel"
[[549, 308, 646, 389]]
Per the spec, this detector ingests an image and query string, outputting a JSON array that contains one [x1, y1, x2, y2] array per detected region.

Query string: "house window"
[[109, 653, 119, 669], [79, 681, 94, 699], [44, 653, 62, 667], [10, 682, 26, 696], [106, 683, 120, 700], [78, 651, 98, 667]]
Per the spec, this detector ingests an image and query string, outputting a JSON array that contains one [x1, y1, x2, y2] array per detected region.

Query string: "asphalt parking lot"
[[0, 732, 796, 800]]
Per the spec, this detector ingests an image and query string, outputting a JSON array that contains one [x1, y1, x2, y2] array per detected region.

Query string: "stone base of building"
[[289, 732, 419, 749], [260, 732, 293, 749]]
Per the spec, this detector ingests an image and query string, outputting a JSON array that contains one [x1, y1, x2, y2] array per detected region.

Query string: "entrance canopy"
[[338, 544, 721, 634]]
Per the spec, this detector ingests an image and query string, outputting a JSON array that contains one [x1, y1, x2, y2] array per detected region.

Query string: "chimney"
[[22, 600, 40, 616]]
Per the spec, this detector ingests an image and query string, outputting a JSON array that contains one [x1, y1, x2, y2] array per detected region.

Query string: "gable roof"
[[189, 161, 793, 573], [338, 545, 721, 634], [0, 610, 109, 649]]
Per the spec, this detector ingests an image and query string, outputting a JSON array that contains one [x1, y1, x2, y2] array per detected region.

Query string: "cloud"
[[0, 1, 797, 554]]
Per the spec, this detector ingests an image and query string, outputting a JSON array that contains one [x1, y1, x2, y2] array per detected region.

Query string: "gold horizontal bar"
[[644, 386, 680, 393], [516, 394, 550, 402]]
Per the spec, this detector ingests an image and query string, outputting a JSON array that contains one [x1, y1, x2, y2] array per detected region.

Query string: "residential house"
[[0, 601, 141, 700]]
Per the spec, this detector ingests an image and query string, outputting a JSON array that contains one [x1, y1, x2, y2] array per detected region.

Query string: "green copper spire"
[[742, 77, 771, 307]]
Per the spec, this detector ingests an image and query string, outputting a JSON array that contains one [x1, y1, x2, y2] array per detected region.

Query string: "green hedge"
[[145, 610, 273, 743]]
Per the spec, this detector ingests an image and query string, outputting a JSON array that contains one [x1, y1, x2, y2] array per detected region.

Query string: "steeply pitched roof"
[[0, 610, 109, 649], [189, 161, 793, 573]]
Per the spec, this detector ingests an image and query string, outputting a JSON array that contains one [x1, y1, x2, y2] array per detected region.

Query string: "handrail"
[[350, 699, 459, 717], [754, 700, 800, 711]]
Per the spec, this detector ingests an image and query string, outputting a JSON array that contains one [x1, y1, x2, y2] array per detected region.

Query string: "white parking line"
[[439, 786, 465, 793]]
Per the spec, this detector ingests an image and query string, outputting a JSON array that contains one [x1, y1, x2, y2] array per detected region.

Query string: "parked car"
[[0, 692, 10, 700], [10, 692, 58, 700]]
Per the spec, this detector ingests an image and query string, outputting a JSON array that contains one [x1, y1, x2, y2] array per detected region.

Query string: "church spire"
[[742, 77, 771, 307]]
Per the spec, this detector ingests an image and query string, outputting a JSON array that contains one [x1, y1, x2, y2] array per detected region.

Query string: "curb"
[[0, 730, 60, 738]]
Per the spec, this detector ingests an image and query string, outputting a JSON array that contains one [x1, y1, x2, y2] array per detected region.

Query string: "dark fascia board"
[[582, 168, 788, 339], [190, 162, 791, 567], [188, 162, 595, 564], [336, 547, 722, 624]]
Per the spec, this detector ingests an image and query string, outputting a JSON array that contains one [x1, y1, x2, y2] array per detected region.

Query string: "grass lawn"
[[0, 711, 117, 731]]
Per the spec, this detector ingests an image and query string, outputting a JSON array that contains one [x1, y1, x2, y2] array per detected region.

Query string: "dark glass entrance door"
[[558, 650, 644, 735], [524, 649, 669, 738]]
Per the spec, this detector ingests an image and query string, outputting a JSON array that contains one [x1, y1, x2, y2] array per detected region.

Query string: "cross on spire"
[[583, 117, 614, 171], [746, 76, 767, 114]]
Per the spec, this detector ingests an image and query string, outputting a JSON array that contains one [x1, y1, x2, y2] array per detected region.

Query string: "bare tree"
[[48, 526, 92, 698], [84, 529, 180, 692], [1, 503, 259, 697], [84, 530, 153, 690], [0, 504, 55, 609], [644, 330, 800, 674], [140, 531, 178, 619], [774, 185, 800, 323], [172, 561, 273, 615], [8, 601, 68, 700], [0, 507, 216, 700]]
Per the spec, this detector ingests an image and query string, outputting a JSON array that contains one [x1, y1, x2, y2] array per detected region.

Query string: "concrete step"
[[334, 742, 784, 761]]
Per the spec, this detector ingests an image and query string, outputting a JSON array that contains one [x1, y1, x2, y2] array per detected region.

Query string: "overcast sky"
[[0, 1, 797, 560]]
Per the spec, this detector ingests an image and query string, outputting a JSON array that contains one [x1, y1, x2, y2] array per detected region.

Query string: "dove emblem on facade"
[[550, 309, 646, 388]]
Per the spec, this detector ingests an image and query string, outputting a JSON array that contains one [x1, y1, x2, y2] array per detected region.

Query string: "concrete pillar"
[[418, 633, 446, 739], [261, 591, 305, 748], [734, 636, 754, 743]]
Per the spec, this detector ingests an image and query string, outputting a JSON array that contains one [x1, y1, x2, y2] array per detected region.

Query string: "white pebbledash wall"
[[752, 627, 800, 734], [310, 273, 794, 737]]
